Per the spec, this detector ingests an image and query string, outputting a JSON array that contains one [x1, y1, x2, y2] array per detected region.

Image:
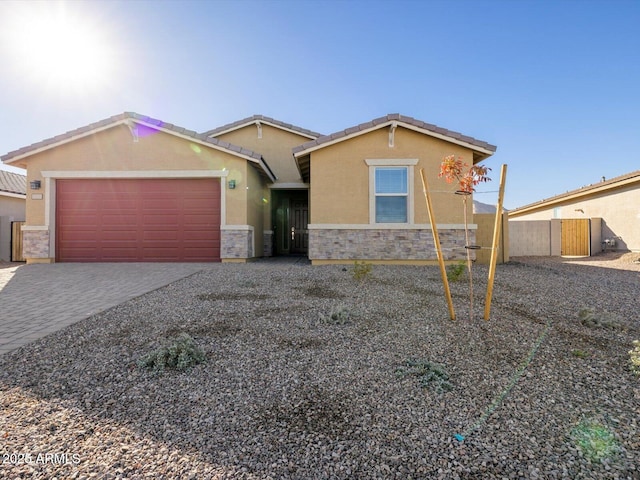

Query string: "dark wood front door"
[[290, 195, 308, 254], [274, 190, 308, 255]]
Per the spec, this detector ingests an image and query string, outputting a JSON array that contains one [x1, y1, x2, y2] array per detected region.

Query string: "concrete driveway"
[[0, 263, 213, 356]]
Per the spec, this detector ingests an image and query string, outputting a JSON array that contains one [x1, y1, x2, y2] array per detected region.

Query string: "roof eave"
[[509, 172, 640, 216], [293, 119, 496, 160], [207, 120, 319, 140], [2, 115, 275, 179]]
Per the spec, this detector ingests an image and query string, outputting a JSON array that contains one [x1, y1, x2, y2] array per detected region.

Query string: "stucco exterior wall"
[[510, 184, 640, 251], [214, 122, 312, 248], [215, 124, 310, 184], [17, 125, 267, 262], [309, 127, 473, 225], [306, 126, 482, 263]]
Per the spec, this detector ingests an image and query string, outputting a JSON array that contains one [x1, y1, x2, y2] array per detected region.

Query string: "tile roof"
[[203, 115, 322, 139], [509, 169, 640, 215], [292, 113, 497, 157], [0, 170, 27, 196], [0, 112, 276, 181]]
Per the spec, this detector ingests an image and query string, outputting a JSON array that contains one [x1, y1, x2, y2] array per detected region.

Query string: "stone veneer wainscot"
[[309, 227, 474, 261], [221, 229, 254, 259]]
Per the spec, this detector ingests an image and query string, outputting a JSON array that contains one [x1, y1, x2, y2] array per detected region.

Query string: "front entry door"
[[290, 195, 308, 253], [274, 191, 308, 255]]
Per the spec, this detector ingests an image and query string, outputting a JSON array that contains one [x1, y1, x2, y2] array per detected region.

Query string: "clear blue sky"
[[0, 0, 638, 209]]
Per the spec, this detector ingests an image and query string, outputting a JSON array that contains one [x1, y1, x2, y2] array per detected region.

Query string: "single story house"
[[509, 170, 640, 255], [0, 113, 496, 264], [0, 170, 26, 261]]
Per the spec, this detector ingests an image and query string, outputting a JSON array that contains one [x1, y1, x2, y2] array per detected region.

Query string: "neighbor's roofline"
[[203, 114, 322, 140], [292, 114, 496, 160], [509, 169, 640, 216], [0, 190, 26, 199], [0, 112, 277, 182]]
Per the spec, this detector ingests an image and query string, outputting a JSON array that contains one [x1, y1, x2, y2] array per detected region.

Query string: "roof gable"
[[0, 170, 26, 196], [1, 112, 276, 182], [510, 170, 640, 216], [292, 113, 497, 161], [203, 115, 322, 140]]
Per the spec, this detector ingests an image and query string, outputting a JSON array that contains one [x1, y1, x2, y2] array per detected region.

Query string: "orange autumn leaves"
[[439, 155, 491, 193]]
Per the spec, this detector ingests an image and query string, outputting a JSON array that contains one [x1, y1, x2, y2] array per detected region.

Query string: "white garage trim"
[[40, 171, 228, 261]]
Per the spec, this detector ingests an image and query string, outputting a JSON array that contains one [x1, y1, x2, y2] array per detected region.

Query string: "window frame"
[[366, 159, 418, 225]]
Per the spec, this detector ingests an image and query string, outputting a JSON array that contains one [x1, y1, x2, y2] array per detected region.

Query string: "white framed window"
[[375, 167, 408, 222], [366, 159, 417, 224]]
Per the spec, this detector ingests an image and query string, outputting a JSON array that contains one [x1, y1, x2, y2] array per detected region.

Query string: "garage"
[[56, 178, 221, 262]]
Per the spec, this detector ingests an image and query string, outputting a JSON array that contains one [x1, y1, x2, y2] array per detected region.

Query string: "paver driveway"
[[0, 263, 213, 355]]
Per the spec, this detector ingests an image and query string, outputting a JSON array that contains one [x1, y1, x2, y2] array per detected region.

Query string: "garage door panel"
[[102, 214, 138, 226], [143, 231, 179, 241], [56, 178, 221, 262], [143, 214, 180, 226], [102, 199, 138, 209], [58, 215, 99, 226], [183, 231, 220, 241]]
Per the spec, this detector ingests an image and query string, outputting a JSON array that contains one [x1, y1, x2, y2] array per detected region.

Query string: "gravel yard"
[[1, 254, 639, 479]]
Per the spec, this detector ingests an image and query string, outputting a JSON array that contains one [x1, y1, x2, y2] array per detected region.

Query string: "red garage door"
[[56, 178, 221, 262]]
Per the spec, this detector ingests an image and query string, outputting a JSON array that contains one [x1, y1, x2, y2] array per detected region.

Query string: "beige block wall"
[[508, 220, 552, 256], [474, 212, 508, 264], [309, 127, 475, 225], [0, 196, 26, 261], [510, 184, 640, 252]]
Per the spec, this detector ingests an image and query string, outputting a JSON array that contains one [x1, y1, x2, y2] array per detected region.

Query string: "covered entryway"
[[561, 218, 590, 256], [272, 190, 308, 256], [56, 178, 221, 262]]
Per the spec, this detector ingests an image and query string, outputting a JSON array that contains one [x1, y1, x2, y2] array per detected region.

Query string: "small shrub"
[[446, 261, 467, 282], [571, 349, 589, 359], [352, 261, 372, 282], [138, 333, 205, 373], [578, 308, 621, 330], [629, 340, 640, 375], [571, 418, 620, 462], [396, 359, 453, 393], [320, 304, 350, 325]]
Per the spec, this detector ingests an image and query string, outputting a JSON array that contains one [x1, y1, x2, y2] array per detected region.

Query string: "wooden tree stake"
[[420, 168, 456, 320], [484, 164, 508, 320]]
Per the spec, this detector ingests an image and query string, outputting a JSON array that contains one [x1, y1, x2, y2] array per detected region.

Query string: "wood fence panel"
[[561, 219, 590, 256], [11, 221, 25, 262]]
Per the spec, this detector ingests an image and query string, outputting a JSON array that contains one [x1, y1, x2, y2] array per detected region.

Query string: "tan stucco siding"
[[22, 126, 261, 228], [215, 124, 310, 183], [309, 127, 476, 225], [246, 165, 267, 256], [510, 184, 640, 251]]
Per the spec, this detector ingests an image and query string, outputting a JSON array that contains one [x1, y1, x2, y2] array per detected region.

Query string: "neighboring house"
[[0, 112, 496, 264], [0, 170, 26, 261], [509, 170, 640, 255]]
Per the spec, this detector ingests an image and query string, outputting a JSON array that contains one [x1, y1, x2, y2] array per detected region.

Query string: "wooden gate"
[[11, 221, 25, 262], [561, 219, 590, 256]]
